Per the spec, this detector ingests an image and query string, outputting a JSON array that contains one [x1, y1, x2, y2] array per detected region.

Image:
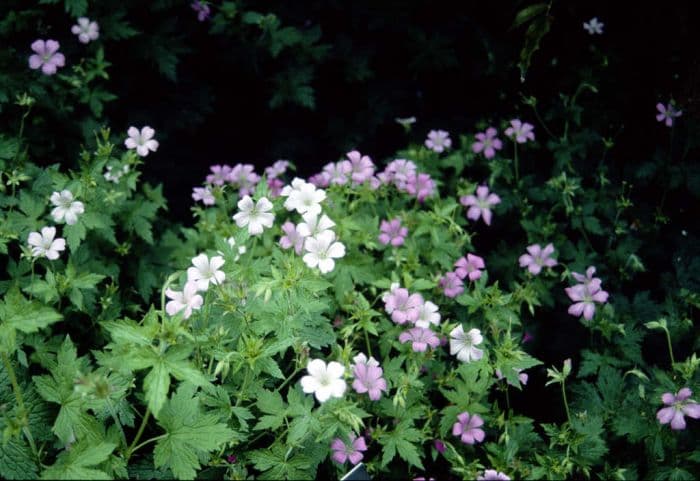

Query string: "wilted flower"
[[279, 221, 305, 254], [28, 226, 66, 260], [477, 470, 511, 480], [518, 243, 557, 275], [233, 196, 275, 236], [454, 253, 485, 281], [656, 388, 700, 430], [583, 17, 604, 35], [504, 119, 535, 143], [187, 254, 225, 291], [165, 281, 203, 319], [378, 218, 408, 246], [452, 412, 485, 445], [439, 272, 464, 298], [449, 325, 484, 363], [399, 327, 440, 352], [300, 359, 346, 403], [425, 130, 452, 153], [460, 185, 501, 226], [124, 126, 159, 157], [28, 39, 65, 75], [303, 230, 345, 274], [331, 435, 367, 465], [71, 17, 99, 44], [472, 127, 503, 159], [192, 186, 215, 205], [50, 190, 84, 225], [656, 102, 682, 127]]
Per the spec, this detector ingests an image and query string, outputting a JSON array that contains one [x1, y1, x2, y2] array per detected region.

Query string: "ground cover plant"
[[1, 1, 699, 480]]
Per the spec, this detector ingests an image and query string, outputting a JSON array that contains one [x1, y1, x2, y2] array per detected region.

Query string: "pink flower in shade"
[[571, 266, 601, 286], [323, 161, 352, 185], [347, 150, 375, 184], [191, 1, 211, 21], [206, 165, 232, 186], [656, 102, 682, 127], [472, 127, 503, 159], [477, 470, 511, 480], [267, 177, 284, 197], [433, 440, 446, 454], [522, 331, 534, 343], [28, 39, 65, 75], [657, 388, 700, 430], [399, 327, 441, 352], [460, 185, 501, 226], [384, 287, 423, 324], [265, 160, 290, 179], [439, 272, 464, 298], [352, 354, 388, 401], [384, 159, 417, 189], [504, 119, 535, 143], [192, 186, 215, 205], [279, 221, 305, 254], [229, 164, 260, 196], [495, 368, 529, 386], [308, 172, 330, 188], [565, 282, 609, 321], [405, 173, 436, 202], [330, 435, 367, 465], [452, 412, 485, 445], [379, 218, 408, 246], [518, 243, 557, 275], [425, 130, 452, 153], [71, 17, 99, 44], [454, 253, 485, 281]]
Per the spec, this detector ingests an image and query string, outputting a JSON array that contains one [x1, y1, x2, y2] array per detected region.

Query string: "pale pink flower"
[[504, 119, 535, 143], [472, 127, 503, 159], [267, 178, 284, 197], [405, 173, 436, 202], [352, 354, 387, 401], [124, 126, 159, 157], [206, 165, 232, 186], [399, 327, 440, 352], [495, 368, 529, 386], [265, 160, 289, 179], [28, 226, 65, 260], [28, 39, 65, 75], [383, 287, 423, 324], [460, 185, 501, 226], [425, 130, 452, 153], [192, 186, 215, 205], [657, 388, 700, 430], [439, 272, 464, 298], [191, 1, 211, 21], [323, 161, 352, 185], [165, 281, 204, 319], [477, 470, 511, 480], [331, 435, 367, 465], [346, 150, 375, 185], [379, 218, 408, 246], [228, 164, 260, 197], [71, 17, 99, 44], [518, 243, 557, 275], [279, 221, 305, 254], [656, 102, 682, 127], [454, 253, 485, 281], [565, 283, 608, 321], [452, 412, 485, 444], [187, 254, 225, 291], [583, 17, 604, 35], [383, 159, 417, 189]]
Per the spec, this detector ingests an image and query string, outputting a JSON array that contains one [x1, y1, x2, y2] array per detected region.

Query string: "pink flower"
[[267, 178, 284, 197], [571, 266, 603, 289], [192, 186, 215, 205], [347, 150, 375, 185], [71, 18, 99, 44], [472, 127, 503, 159], [229, 164, 260, 196], [279, 221, 305, 254], [657, 388, 700, 430], [405, 173, 436, 202], [454, 253, 485, 281], [28, 39, 65, 75], [191, 1, 211, 21], [399, 327, 440, 352], [439, 272, 464, 298], [383, 159, 417, 189], [565, 282, 609, 320], [265, 160, 290, 179], [425, 130, 452, 153], [384, 287, 423, 324], [504, 119, 535, 143], [352, 354, 388, 401], [379, 218, 408, 246], [518, 243, 557, 275], [433, 440, 445, 454], [477, 470, 511, 480], [308, 172, 330, 188], [206, 165, 232, 186], [452, 412, 485, 445], [331, 435, 367, 465], [460, 185, 501, 226], [495, 368, 529, 386], [656, 102, 682, 127], [323, 161, 352, 185]]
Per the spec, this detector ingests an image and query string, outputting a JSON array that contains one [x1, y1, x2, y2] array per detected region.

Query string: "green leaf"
[[512, 3, 548, 28], [0, 437, 38, 480], [64, 221, 87, 252], [40, 440, 115, 480], [144, 360, 171, 416], [379, 422, 424, 469]]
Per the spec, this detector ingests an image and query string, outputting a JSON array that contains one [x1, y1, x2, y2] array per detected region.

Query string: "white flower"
[[296, 212, 335, 238], [449, 325, 484, 363], [28, 226, 66, 260], [187, 254, 225, 291], [283, 181, 326, 216], [124, 126, 159, 157], [233, 195, 275, 236], [71, 17, 99, 44], [300, 359, 346, 403], [352, 353, 380, 368], [303, 230, 345, 274], [165, 281, 203, 319], [226, 237, 247, 259], [583, 17, 604, 35], [414, 300, 441, 328], [104, 165, 129, 183], [49, 190, 84, 225], [280, 177, 307, 197]]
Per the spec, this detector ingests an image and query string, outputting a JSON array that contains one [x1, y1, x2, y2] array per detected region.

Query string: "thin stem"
[[128, 434, 167, 457], [126, 407, 151, 460], [29, 262, 36, 301], [561, 381, 571, 423], [664, 328, 675, 365], [1, 352, 39, 460], [513, 142, 519, 185], [364, 329, 373, 358], [235, 368, 252, 407], [530, 103, 557, 140], [275, 366, 303, 394]]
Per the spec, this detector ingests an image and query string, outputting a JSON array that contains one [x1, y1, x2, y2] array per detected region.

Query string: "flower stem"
[[664, 328, 675, 365], [126, 407, 151, 460], [1, 352, 39, 460], [561, 380, 571, 424], [513, 142, 519, 185], [364, 329, 373, 358]]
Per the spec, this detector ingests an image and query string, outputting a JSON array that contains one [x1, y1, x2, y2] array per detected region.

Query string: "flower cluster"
[[383, 284, 443, 353], [565, 266, 609, 320], [197, 163, 262, 199], [27, 189, 87, 261], [265, 159, 290, 197], [165, 253, 226, 320]]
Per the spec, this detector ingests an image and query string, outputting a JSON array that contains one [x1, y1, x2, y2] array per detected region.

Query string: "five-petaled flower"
[[28, 226, 66, 260], [124, 126, 159, 157], [165, 281, 203, 319], [296, 211, 335, 238], [300, 359, 346, 403], [460, 185, 501, 226], [656, 102, 682, 127], [187, 254, 225, 291], [452, 412, 485, 445], [279, 221, 305, 255], [414, 300, 441, 328], [71, 17, 99, 44], [518, 243, 557, 275], [352, 353, 388, 401], [425, 130, 452, 153], [565, 267, 609, 320], [347, 150, 375, 185], [583, 17, 604, 35], [29, 39, 65, 75], [399, 327, 440, 352], [303, 230, 345, 274], [449, 325, 484, 363], [379, 218, 408, 246], [283, 180, 326, 216], [330, 434, 367, 465], [454, 253, 485, 281], [439, 271, 464, 298], [477, 470, 511, 481], [504, 119, 535, 143], [233, 196, 275, 236], [192, 186, 215, 206], [50, 190, 85, 225], [656, 388, 700, 430], [472, 127, 503, 159], [384, 287, 423, 324]]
